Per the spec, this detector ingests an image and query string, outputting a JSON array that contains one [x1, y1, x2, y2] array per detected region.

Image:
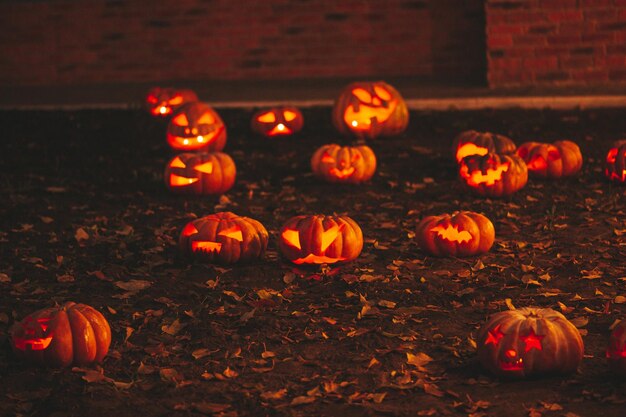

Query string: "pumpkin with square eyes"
[[477, 307, 583, 378], [415, 211, 494, 257], [251, 106, 303, 137], [604, 140, 626, 183], [311, 144, 376, 183], [179, 212, 268, 264], [164, 152, 236, 195], [145, 87, 198, 117], [459, 153, 528, 197], [516, 140, 582, 178], [332, 81, 409, 139], [607, 319, 626, 373], [452, 130, 517, 163], [167, 102, 227, 151], [278, 215, 363, 265], [10, 302, 111, 368]]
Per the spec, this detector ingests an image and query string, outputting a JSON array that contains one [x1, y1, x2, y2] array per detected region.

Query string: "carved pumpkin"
[[459, 153, 528, 197], [452, 130, 517, 163], [311, 144, 376, 184], [516, 140, 583, 178], [604, 141, 626, 183], [415, 211, 494, 257], [167, 102, 227, 152], [607, 319, 626, 373], [10, 302, 111, 368], [251, 106, 303, 137], [477, 307, 583, 378], [332, 81, 409, 139], [278, 215, 363, 265], [179, 212, 268, 264], [145, 87, 198, 117], [164, 152, 236, 195]]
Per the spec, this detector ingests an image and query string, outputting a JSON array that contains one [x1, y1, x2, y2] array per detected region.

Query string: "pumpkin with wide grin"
[[167, 102, 227, 152]]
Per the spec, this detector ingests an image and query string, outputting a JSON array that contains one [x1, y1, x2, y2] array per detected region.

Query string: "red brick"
[[523, 57, 559, 70], [487, 34, 514, 48], [547, 10, 583, 23]]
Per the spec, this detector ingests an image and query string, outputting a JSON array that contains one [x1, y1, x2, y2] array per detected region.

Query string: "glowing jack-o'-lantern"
[[332, 81, 409, 139], [516, 140, 582, 178], [459, 153, 528, 197], [145, 87, 198, 117], [166, 102, 227, 152], [251, 106, 303, 137], [607, 319, 626, 374], [164, 152, 236, 195], [452, 130, 517, 163], [310, 144, 376, 184], [415, 211, 494, 257], [278, 215, 363, 265], [179, 212, 268, 264], [477, 307, 583, 378], [604, 141, 626, 183], [10, 302, 111, 368]]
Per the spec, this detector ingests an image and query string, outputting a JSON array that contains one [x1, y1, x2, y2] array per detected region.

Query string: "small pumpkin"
[[459, 153, 528, 197], [453, 130, 517, 163], [10, 302, 111, 368], [167, 102, 227, 152], [164, 152, 236, 195], [332, 81, 409, 139], [415, 211, 494, 257], [278, 215, 363, 265], [145, 87, 198, 117], [477, 307, 583, 378], [251, 106, 303, 137], [311, 144, 376, 184], [179, 212, 269, 264], [516, 140, 582, 178], [607, 319, 626, 374], [604, 140, 626, 183]]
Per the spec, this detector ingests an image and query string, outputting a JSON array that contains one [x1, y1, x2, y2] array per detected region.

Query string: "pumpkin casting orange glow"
[[251, 106, 303, 137], [167, 102, 227, 152], [145, 87, 198, 117]]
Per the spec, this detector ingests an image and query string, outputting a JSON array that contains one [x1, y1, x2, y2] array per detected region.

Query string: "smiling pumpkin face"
[[251, 106, 304, 137], [605, 141, 626, 183], [164, 152, 236, 195], [516, 140, 582, 178], [459, 153, 528, 197], [145, 87, 198, 117], [178, 212, 269, 264], [166, 102, 227, 151], [310, 144, 376, 183], [452, 130, 517, 163]]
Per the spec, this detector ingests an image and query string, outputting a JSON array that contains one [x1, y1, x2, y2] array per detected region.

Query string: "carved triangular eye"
[[283, 110, 297, 122], [373, 85, 391, 101], [181, 223, 199, 237], [321, 152, 335, 163], [170, 157, 186, 168], [173, 113, 189, 126], [352, 88, 372, 103], [282, 229, 301, 250], [198, 113, 215, 124], [147, 95, 158, 104], [218, 226, 243, 241], [258, 112, 276, 123], [193, 162, 213, 174], [320, 223, 344, 252], [169, 96, 183, 105]]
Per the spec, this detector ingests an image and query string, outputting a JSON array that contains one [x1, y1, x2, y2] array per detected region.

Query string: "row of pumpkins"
[[8, 82, 626, 382]]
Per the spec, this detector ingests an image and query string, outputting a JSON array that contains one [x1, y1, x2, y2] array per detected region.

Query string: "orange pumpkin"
[[453, 130, 517, 163], [10, 302, 111, 367], [415, 211, 494, 257], [164, 152, 236, 195], [332, 81, 408, 139], [179, 212, 268, 264], [311, 144, 376, 184], [604, 141, 626, 183], [607, 319, 626, 374], [459, 153, 528, 197], [251, 106, 303, 137], [477, 307, 583, 378], [516, 140, 582, 178], [167, 102, 227, 152], [145, 87, 198, 117], [278, 215, 363, 265]]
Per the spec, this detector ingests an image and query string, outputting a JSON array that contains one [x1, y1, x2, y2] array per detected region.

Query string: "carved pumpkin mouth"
[[268, 123, 292, 136], [430, 224, 472, 243], [12, 317, 54, 351], [168, 125, 224, 150], [500, 358, 524, 371], [344, 102, 397, 131], [191, 241, 222, 253], [456, 143, 489, 163], [151, 104, 172, 116], [460, 161, 510, 186], [169, 174, 199, 186], [329, 167, 355, 179], [291, 254, 346, 265]]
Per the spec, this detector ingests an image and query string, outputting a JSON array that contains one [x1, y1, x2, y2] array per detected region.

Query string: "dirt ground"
[[1, 106, 626, 417]]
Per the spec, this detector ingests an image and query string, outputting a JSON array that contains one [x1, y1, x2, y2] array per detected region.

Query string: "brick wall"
[[486, 0, 626, 87], [0, 0, 485, 87]]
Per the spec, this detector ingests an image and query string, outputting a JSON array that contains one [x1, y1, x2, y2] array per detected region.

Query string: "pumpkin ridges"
[[451, 213, 481, 257], [67, 307, 97, 365], [517, 140, 582, 178], [73, 304, 111, 363], [416, 212, 494, 257], [311, 144, 376, 183], [453, 130, 517, 162]]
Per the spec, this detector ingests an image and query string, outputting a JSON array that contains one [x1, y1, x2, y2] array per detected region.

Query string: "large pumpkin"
[[516, 140, 582, 178], [607, 319, 626, 374], [145, 87, 198, 117], [477, 307, 583, 378], [459, 153, 528, 197], [251, 106, 303, 137], [332, 81, 409, 139], [415, 211, 494, 257], [10, 302, 111, 368], [278, 215, 363, 265], [164, 152, 236, 195], [310, 144, 376, 184], [452, 130, 517, 163], [179, 212, 268, 264], [167, 102, 227, 152], [605, 141, 626, 183]]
